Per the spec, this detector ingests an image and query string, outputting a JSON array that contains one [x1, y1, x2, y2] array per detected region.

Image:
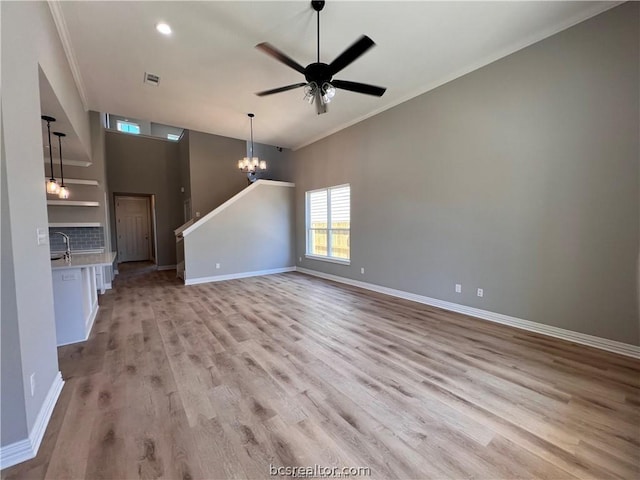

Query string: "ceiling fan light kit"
[[255, 0, 386, 114]]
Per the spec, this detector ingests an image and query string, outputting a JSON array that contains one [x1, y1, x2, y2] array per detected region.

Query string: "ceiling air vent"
[[144, 72, 160, 86]]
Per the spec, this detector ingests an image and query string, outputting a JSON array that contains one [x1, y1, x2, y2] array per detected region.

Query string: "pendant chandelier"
[[237, 113, 266, 174], [53, 131, 69, 199], [42, 115, 60, 194]]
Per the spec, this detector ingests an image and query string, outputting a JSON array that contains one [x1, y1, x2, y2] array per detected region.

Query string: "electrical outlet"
[[299, 257, 302, 262], [477, 288, 484, 298], [215, 263, 220, 269], [195, 211, 201, 217], [455, 284, 462, 293], [30, 373, 36, 397], [360, 267, 365, 274]]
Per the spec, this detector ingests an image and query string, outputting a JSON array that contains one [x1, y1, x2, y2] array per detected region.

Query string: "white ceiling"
[[56, 1, 617, 150]]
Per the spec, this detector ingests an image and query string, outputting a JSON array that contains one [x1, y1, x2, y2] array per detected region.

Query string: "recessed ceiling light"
[[156, 22, 171, 35]]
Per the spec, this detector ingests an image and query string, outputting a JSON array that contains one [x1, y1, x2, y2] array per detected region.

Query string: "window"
[[116, 120, 140, 135], [306, 184, 350, 263], [167, 133, 181, 141]]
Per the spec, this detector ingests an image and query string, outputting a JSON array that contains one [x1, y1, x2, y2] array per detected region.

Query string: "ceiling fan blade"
[[333, 79, 386, 97], [256, 83, 308, 97], [256, 42, 306, 75], [315, 89, 327, 115], [328, 35, 375, 76]]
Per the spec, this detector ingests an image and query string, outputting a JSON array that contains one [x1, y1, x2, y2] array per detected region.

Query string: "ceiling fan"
[[255, 0, 386, 115]]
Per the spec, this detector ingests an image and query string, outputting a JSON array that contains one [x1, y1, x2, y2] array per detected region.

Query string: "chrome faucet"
[[54, 232, 72, 261]]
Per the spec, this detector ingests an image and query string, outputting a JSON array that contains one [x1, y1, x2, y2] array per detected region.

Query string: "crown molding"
[[47, 0, 89, 112]]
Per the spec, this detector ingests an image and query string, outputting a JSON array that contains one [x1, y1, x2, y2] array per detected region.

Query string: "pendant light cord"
[[250, 115, 254, 158], [47, 121, 54, 177], [317, 9, 320, 63], [57, 135, 64, 186]]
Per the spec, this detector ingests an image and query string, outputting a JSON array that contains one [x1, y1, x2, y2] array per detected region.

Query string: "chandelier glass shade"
[[238, 156, 267, 172]]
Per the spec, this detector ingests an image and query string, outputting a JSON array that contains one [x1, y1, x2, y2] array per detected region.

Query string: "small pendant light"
[[53, 132, 70, 199], [42, 115, 60, 194]]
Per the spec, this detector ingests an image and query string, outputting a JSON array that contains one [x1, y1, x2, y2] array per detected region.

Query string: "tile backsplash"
[[49, 227, 105, 252]]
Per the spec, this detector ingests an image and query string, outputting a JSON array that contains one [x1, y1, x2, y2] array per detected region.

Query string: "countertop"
[[51, 251, 117, 270]]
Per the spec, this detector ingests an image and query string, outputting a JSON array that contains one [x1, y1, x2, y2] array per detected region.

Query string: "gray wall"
[[178, 130, 191, 222], [93, 110, 112, 253], [184, 182, 295, 281], [106, 131, 182, 267], [1, 119, 29, 446], [251, 142, 295, 183], [188, 130, 246, 218], [1, 0, 86, 449], [293, 3, 639, 345]]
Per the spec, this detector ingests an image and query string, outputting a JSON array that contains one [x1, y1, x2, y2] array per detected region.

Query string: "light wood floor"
[[3, 270, 639, 479]]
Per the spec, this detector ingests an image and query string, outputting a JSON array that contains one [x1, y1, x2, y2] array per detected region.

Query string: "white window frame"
[[305, 183, 350, 265]]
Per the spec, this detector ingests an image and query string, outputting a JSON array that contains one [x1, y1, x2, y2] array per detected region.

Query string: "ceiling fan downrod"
[[312, 0, 325, 63]]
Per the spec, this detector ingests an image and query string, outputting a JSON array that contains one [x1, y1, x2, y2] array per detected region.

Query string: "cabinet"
[[51, 266, 98, 346], [51, 252, 116, 346]]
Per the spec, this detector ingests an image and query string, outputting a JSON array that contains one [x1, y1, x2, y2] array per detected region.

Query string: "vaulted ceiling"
[[54, 1, 617, 150]]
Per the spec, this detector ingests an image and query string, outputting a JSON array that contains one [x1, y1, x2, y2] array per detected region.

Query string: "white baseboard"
[[0, 439, 31, 471], [29, 372, 64, 456], [157, 265, 176, 271], [0, 372, 64, 469], [295, 267, 640, 359], [185, 266, 296, 286]]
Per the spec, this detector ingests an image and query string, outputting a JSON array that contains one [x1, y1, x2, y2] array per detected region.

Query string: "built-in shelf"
[[43, 158, 92, 168], [49, 222, 102, 227], [47, 200, 99, 207], [43, 177, 99, 186]]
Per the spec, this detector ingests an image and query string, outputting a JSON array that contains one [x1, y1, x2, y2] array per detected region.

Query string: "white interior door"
[[115, 196, 150, 262]]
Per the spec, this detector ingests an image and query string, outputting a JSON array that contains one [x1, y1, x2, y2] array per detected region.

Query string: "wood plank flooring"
[[3, 270, 639, 479]]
